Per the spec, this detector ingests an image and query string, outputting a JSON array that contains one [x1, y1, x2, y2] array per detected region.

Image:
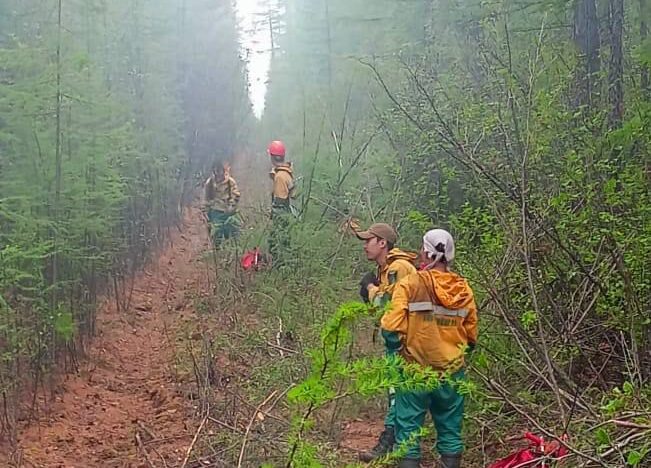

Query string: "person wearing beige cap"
[[355, 222, 417, 462], [356, 223, 416, 306]]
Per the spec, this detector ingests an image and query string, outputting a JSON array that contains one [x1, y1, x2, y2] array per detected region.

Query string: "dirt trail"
[[1, 153, 404, 467], [4, 207, 212, 468]]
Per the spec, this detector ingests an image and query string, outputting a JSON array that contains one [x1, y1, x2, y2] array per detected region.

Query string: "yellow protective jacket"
[[368, 248, 418, 306], [270, 164, 294, 205], [381, 270, 478, 371], [204, 175, 241, 213]]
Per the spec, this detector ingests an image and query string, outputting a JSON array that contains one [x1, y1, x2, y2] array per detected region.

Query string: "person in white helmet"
[[380, 229, 478, 468]]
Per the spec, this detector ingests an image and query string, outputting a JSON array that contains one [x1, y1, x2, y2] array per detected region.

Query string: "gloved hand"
[[359, 272, 379, 303]]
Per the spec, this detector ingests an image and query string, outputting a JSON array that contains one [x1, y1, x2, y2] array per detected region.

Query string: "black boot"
[[398, 458, 421, 468], [359, 426, 395, 462], [440, 453, 462, 468]]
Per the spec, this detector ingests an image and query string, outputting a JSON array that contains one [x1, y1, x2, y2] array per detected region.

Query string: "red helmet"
[[267, 140, 286, 158]]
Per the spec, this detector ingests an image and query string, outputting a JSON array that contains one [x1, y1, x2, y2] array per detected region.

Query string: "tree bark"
[[52, 0, 63, 310], [573, 0, 601, 107], [608, 0, 625, 128], [642, 0, 649, 98], [324, 0, 333, 91]]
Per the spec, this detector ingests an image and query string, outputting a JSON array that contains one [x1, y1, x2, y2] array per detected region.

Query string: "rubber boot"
[[358, 426, 395, 462], [440, 453, 462, 468], [398, 458, 421, 468]]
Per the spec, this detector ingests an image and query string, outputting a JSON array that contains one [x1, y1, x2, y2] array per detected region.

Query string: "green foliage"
[[627, 448, 649, 467], [283, 299, 470, 466], [257, 0, 651, 465], [53, 310, 74, 343], [594, 427, 611, 448], [0, 0, 249, 429]]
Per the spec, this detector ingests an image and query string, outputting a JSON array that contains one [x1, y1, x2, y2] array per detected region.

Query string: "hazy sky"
[[235, 0, 275, 119]]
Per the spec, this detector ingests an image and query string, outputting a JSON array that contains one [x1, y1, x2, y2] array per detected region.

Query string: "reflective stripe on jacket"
[[381, 270, 478, 371]]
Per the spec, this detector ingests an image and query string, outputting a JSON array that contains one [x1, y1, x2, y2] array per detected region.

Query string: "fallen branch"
[[474, 368, 609, 467], [597, 428, 651, 459], [225, 388, 289, 425], [208, 416, 244, 434], [268, 385, 294, 413], [267, 341, 298, 355], [135, 431, 156, 468], [512, 453, 573, 468], [237, 390, 278, 468], [276, 317, 284, 357], [150, 445, 169, 468], [590, 419, 651, 431], [136, 419, 158, 441], [180, 412, 209, 468]]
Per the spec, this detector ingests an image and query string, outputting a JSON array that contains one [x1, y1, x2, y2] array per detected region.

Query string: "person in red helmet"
[[267, 140, 295, 265], [268, 141, 294, 208]]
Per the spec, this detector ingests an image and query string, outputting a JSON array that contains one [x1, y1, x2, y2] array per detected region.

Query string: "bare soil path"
[[3, 207, 212, 468]]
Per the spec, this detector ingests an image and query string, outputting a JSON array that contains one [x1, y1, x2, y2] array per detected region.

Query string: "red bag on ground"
[[240, 248, 260, 271], [488, 433, 568, 468], [488, 449, 537, 468]]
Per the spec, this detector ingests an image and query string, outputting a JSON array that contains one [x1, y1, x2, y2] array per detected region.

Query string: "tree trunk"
[[324, 0, 333, 91], [52, 0, 63, 310], [642, 0, 649, 98], [608, 0, 625, 128], [573, 0, 601, 107]]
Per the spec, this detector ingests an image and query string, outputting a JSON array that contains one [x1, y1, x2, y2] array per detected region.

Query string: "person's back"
[[267, 140, 294, 265], [271, 163, 294, 209], [380, 229, 478, 468], [383, 268, 477, 372]]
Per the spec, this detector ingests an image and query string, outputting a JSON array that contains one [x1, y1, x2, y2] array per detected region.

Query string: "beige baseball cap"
[[355, 223, 397, 244]]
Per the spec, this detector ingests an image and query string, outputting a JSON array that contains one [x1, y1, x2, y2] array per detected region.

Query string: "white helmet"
[[423, 229, 455, 265]]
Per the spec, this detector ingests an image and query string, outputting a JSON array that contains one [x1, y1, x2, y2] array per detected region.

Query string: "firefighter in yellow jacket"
[[381, 229, 478, 468], [203, 162, 241, 246], [355, 223, 417, 462], [267, 140, 294, 264]]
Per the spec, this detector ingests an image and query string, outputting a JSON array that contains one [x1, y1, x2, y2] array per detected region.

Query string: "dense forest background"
[[251, 0, 650, 465], [1, 0, 649, 466], [0, 0, 250, 439]]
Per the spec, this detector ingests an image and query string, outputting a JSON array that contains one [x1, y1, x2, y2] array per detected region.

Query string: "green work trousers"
[[207, 209, 240, 246], [269, 206, 291, 266], [394, 369, 465, 459], [377, 295, 397, 429], [384, 365, 397, 428]]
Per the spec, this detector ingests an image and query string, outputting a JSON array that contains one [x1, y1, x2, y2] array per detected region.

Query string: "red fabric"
[[240, 249, 260, 270], [488, 449, 536, 468], [489, 433, 568, 468]]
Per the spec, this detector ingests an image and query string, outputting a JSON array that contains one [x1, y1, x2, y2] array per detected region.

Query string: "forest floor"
[[1, 206, 213, 468], [0, 155, 430, 467]]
